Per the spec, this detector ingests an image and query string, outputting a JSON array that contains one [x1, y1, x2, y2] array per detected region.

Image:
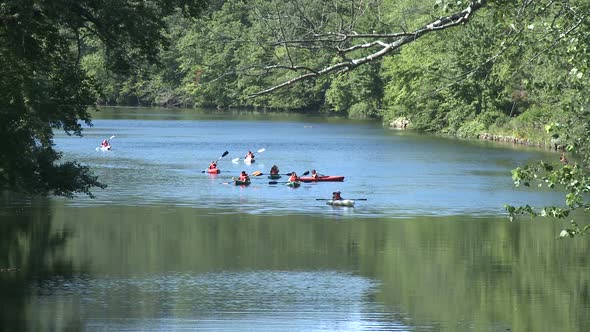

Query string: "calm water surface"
[[1, 107, 588, 331]]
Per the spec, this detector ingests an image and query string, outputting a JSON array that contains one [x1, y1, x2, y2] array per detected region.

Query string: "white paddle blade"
[[257, 148, 266, 153], [109, 135, 116, 140], [232, 157, 240, 163]]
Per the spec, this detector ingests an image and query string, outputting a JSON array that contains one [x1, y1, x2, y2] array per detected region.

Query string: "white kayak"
[[327, 199, 355, 207], [97, 145, 111, 151], [244, 157, 255, 164]]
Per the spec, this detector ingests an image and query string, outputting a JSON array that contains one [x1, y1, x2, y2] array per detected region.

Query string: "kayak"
[[268, 174, 281, 179], [233, 177, 251, 186], [286, 181, 301, 188], [327, 199, 355, 207], [244, 157, 255, 164], [206, 168, 220, 174], [298, 175, 344, 182], [98, 145, 111, 151]]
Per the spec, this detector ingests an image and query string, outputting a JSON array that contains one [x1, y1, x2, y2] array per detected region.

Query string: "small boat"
[[233, 177, 251, 186], [298, 175, 344, 182], [327, 199, 355, 207], [286, 181, 301, 188], [206, 168, 220, 174], [244, 157, 255, 164], [268, 174, 281, 179], [98, 145, 111, 151]]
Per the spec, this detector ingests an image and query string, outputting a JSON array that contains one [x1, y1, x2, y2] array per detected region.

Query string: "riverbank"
[[388, 117, 563, 151], [476, 133, 564, 150]]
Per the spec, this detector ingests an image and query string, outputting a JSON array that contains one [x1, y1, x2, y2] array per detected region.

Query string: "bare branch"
[[249, 0, 489, 97]]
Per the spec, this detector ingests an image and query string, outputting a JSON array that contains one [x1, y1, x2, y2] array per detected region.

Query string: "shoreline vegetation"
[[86, 1, 586, 160], [388, 116, 563, 151], [99, 105, 563, 154]]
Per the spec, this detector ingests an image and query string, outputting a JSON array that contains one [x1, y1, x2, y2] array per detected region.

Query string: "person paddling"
[[288, 171, 298, 182], [270, 165, 280, 175], [209, 161, 218, 170], [101, 139, 110, 148], [238, 170, 250, 182], [245, 151, 255, 159], [332, 191, 343, 200], [310, 169, 320, 179]]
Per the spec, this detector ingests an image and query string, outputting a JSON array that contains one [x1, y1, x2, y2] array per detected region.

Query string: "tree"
[[505, 111, 590, 237], [231, 0, 590, 236], [501, 1, 590, 237], [0, 0, 206, 197], [245, 0, 490, 97]]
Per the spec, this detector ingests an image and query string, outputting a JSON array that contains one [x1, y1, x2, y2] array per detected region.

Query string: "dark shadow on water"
[[0, 193, 83, 331]]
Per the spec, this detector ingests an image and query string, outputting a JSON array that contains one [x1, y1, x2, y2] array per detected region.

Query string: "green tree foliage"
[[326, 63, 384, 118], [496, 1, 590, 237], [85, 0, 403, 115], [506, 111, 590, 238], [4, 0, 590, 216], [0, 0, 206, 197], [375, 0, 590, 236]]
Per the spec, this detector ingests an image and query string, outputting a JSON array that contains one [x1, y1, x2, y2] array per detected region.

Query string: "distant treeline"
[[83, 0, 589, 143]]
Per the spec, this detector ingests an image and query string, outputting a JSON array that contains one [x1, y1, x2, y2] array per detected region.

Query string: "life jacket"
[[289, 175, 298, 182], [209, 163, 217, 169]]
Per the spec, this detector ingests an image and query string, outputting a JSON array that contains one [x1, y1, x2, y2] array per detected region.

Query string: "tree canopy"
[[0, 0, 206, 197]]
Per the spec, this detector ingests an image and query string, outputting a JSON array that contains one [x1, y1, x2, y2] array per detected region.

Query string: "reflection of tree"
[[0, 195, 81, 331], [363, 216, 590, 331], [3, 204, 588, 330]]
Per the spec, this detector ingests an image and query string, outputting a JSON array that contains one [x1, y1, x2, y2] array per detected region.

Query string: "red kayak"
[[298, 175, 344, 182], [206, 168, 220, 174]]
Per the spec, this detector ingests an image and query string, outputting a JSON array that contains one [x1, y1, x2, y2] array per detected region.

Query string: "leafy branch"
[[505, 111, 590, 238]]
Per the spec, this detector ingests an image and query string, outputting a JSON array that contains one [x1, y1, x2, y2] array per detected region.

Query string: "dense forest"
[[83, 0, 589, 143], [1, 0, 589, 234]]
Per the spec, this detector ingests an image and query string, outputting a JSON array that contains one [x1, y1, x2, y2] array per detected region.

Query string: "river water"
[[1, 107, 588, 331]]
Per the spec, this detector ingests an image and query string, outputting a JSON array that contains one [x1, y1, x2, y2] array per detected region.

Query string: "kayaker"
[[270, 165, 280, 175], [310, 169, 319, 179], [245, 151, 255, 159], [239, 171, 250, 182], [209, 161, 218, 170], [101, 139, 110, 148], [332, 191, 343, 200], [288, 172, 298, 182]]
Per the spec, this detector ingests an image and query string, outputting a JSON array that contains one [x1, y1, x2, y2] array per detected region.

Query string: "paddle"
[[202, 151, 229, 173], [220, 171, 262, 184], [316, 198, 367, 201], [95, 135, 115, 150], [268, 171, 309, 184], [232, 148, 266, 163]]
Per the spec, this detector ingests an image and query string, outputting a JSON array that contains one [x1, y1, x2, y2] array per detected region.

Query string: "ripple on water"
[[34, 270, 418, 331]]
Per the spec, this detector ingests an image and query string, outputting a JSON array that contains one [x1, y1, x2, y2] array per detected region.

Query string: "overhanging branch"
[[249, 0, 488, 97]]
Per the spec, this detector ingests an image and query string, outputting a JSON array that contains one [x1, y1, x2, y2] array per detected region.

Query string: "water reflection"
[[3, 109, 590, 331], [0, 196, 80, 331], [1, 201, 590, 331], [34, 271, 411, 331]]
